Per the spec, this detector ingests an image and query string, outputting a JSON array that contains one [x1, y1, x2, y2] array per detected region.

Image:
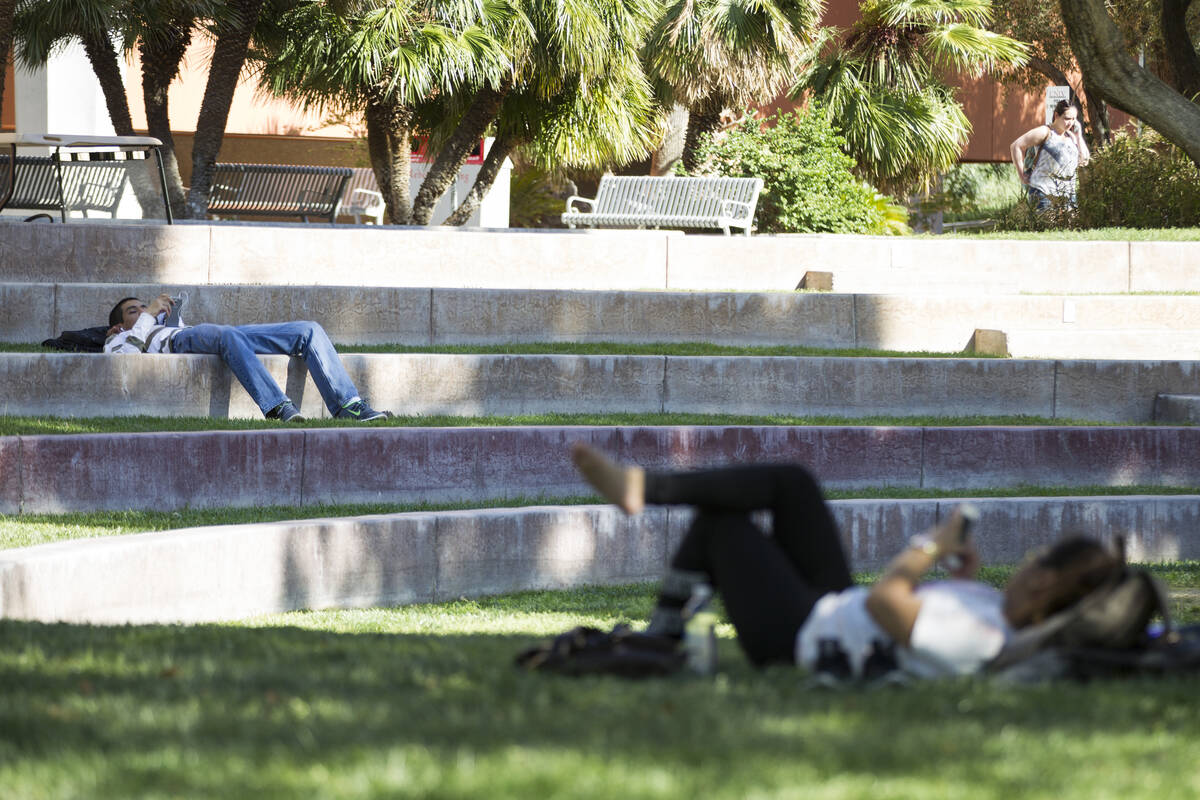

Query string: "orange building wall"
[[2, 55, 14, 132]]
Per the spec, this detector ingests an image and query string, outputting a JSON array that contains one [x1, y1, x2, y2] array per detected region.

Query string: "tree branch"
[[1162, 0, 1200, 100], [1058, 0, 1200, 166]]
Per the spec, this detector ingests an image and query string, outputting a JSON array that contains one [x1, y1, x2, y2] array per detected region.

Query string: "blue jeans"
[[1029, 186, 1076, 212], [171, 321, 360, 415]]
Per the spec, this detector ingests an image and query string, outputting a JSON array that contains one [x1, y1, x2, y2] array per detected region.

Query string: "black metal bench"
[[0, 153, 131, 221], [207, 163, 353, 223]]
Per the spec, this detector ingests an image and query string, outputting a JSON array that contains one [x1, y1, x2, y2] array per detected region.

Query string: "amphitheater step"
[[2, 351, 1197, 423], [3, 425, 1198, 514], [1155, 394, 1200, 423], [2, 496, 1195, 624], [11, 283, 1200, 359], [3, 220, 1199, 293]]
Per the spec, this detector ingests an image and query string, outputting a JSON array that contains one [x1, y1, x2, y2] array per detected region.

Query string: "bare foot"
[[570, 443, 645, 515]]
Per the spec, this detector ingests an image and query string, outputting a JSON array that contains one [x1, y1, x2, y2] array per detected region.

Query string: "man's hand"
[[147, 293, 174, 319]]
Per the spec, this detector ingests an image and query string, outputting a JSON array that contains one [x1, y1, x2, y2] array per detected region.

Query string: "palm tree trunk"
[[442, 132, 516, 226], [185, 0, 265, 220], [81, 31, 134, 135], [80, 30, 163, 215], [140, 18, 193, 219], [1162, 0, 1200, 101], [651, 104, 689, 175], [0, 0, 15, 115], [364, 93, 413, 224], [1058, 0, 1200, 167], [410, 85, 507, 225], [682, 96, 723, 173]]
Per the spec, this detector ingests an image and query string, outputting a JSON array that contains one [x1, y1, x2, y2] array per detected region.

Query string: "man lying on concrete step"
[[104, 292, 390, 423]]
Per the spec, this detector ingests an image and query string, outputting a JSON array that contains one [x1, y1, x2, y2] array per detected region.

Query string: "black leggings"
[[647, 464, 852, 666]]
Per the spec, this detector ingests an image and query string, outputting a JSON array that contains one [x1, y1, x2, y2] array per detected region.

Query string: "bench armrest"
[[78, 180, 121, 206], [719, 198, 755, 220], [564, 195, 595, 212], [350, 188, 384, 208]]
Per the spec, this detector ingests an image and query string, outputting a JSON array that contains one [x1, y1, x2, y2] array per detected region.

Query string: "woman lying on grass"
[[571, 444, 1122, 680]]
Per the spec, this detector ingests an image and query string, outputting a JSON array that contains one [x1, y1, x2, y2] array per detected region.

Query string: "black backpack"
[[986, 558, 1193, 682], [41, 325, 110, 353], [514, 624, 685, 678]]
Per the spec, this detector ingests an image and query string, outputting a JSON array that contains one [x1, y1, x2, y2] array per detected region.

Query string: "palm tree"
[[432, 0, 661, 226], [255, 0, 511, 223], [131, 0, 222, 217], [794, 0, 1027, 194], [13, 0, 137, 136], [442, 61, 660, 224], [184, 0, 266, 219], [13, 0, 220, 217], [644, 0, 824, 171], [407, 0, 637, 226]]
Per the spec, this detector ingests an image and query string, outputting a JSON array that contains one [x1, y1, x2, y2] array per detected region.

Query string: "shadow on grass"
[[2, 606, 1200, 799]]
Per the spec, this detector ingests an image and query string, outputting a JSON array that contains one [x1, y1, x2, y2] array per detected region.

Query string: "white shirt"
[[795, 580, 1011, 679], [104, 311, 186, 354]]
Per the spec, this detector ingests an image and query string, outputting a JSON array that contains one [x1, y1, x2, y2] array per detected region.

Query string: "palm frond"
[[922, 23, 1028, 74]]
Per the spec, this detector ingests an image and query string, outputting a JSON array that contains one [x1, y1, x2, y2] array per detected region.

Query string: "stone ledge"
[[1155, 394, 1200, 424], [6, 221, 1200, 293], [11, 283, 1200, 359], [2, 352, 1199, 424], [3, 425, 1199, 514], [2, 496, 1196, 624]]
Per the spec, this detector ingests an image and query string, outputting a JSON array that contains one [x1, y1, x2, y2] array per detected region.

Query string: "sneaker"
[[335, 399, 391, 422], [266, 400, 305, 422]]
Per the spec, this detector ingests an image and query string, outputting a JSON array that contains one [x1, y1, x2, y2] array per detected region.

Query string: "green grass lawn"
[[1, 577, 1198, 800], [932, 227, 1200, 241], [0, 412, 1143, 437]]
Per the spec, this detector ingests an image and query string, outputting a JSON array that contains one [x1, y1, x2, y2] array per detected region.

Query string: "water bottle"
[[684, 610, 717, 676], [681, 583, 717, 676]]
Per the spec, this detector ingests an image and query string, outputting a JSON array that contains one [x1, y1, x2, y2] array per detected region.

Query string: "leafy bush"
[[995, 131, 1200, 231], [692, 108, 904, 234], [1076, 132, 1200, 228], [938, 163, 1024, 222], [508, 164, 572, 228]]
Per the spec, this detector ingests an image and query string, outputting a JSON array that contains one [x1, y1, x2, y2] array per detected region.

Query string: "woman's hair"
[[1053, 100, 1072, 118], [109, 297, 140, 328], [1032, 536, 1123, 619]]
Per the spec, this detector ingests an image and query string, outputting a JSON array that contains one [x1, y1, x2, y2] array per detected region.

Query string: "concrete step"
[[10, 283, 1200, 359], [1156, 394, 1200, 423], [3, 425, 1198, 514], [4, 219, 1199, 293], [3, 496, 1195, 624], [2, 352, 1197, 423]]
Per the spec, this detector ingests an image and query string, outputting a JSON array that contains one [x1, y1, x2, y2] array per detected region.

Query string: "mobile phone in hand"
[[941, 504, 980, 572]]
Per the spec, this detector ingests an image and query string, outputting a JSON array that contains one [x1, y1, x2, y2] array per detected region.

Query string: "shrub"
[[1075, 132, 1200, 228], [692, 108, 903, 234], [994, 131, 1200, 232]]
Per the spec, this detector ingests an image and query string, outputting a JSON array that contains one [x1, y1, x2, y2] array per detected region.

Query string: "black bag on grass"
[[515, 624, 685, 678], [41, 325, 109, 353]]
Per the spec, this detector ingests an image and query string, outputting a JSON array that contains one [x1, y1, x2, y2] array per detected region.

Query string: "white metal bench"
[[336, 167, 386, 224], [562, 175, 763, 236]]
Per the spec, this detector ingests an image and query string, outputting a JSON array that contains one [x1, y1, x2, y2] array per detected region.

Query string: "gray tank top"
[[1029, 128, 1079, 197]]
